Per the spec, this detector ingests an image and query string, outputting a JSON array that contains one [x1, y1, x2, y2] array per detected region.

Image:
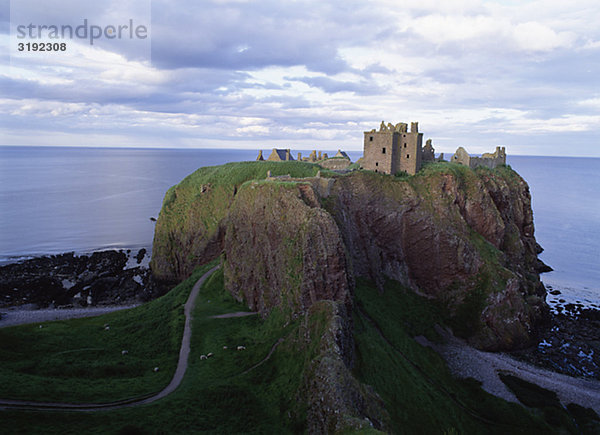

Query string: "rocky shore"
[[510, 303, 600, 380], [0, 249, 170, 310]]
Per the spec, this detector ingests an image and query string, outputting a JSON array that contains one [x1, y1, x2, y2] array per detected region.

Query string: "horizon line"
[[1, 144, 599, 159]]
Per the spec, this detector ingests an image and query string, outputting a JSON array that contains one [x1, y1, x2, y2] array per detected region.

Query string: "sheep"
[[200, 354, 208, 360], [237, 345, 246, 351]]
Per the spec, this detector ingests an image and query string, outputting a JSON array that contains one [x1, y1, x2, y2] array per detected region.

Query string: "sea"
[[1, 146, 598, 307]]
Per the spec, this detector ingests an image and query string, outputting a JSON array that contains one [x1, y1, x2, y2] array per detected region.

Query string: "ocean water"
[[0, 147, 598, 304], [0, 147, 258, 261], [507, 156, 600, 307]]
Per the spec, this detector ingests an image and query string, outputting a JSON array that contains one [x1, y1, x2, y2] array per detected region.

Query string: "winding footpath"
[[416, 327, 600, 414], [0, 265, 220, 412]]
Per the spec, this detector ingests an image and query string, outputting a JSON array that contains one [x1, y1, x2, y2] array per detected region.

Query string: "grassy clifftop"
[[151, 161, 329, 282], [152, 160, 548, 351], [0, 162, 590, 433]]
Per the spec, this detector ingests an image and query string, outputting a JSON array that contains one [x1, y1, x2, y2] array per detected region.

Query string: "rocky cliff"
[[151, 161, 325, 282], [327, 164, 548, 350], [223, 181, 351, 317], [151, 161, 549, 351]]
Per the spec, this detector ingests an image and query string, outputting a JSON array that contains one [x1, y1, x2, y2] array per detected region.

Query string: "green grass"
[[0, 266, 584, 434], [499, 375, 574, 431], [0, 261, 218, 403], [498, 374, 600, 433], [0, 265, 327, 433], [163, 160, 331, 209], [353, 278, 557, 434]]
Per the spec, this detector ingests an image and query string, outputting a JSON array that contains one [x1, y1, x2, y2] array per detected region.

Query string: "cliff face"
[[223, 182, 350, 317], [151, 161, 548, 351], [327, 165, 547, 350], [150, 161, 325, 282]]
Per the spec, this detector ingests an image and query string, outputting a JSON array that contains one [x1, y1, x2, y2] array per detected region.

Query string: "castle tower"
[[362, 123, 399, 174], [363, 121, 423, 175], [398, 123, 422, 175]]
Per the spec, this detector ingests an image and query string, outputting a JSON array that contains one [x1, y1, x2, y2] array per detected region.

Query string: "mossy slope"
[[151, 161, 325, 282]]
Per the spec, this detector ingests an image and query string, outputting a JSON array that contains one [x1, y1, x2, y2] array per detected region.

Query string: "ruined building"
[[266, 148, 294, 161], [362, 121, 423, 175], [452, 146, 506, 169], [256, 124, 506, 175], [362, 121, 506, 174], [257, 148, 353, 168], [422, 139, 435, 162]]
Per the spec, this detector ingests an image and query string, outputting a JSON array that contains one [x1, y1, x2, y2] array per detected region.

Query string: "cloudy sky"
[[1, 0, 599, 156]]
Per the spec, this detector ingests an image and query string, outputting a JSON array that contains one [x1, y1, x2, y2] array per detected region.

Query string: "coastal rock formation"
[[151, 162, 324, 282], [223, 182, 350, 317], [151, 161, 549, 351], [298, 300, 389, 432], [0, 250, 167, 308], [328, 165, 548, 350]]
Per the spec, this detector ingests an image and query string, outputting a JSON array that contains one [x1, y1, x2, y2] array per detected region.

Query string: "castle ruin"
[[256, 123, 506, 176], [361, 121, 506, 174], [451, 146, 506, 169], [256, 148, 351, 169], [362, 121, 423, 175], [265, 148, 294, 161]]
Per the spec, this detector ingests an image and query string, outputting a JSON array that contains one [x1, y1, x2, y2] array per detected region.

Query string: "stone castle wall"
[[452, 146, 506, 170], [362, 130, 398, 174]]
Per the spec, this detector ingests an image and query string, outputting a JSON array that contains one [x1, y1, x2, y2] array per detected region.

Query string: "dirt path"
[[0, 265, 220, 412], [416, 328, 600, 414], [240, 338, 284, 376], [210, 311, 258, 319]]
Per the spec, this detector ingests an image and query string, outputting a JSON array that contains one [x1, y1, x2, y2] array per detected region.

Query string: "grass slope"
[[0, 262, 219, 403], [0, 265, 326, 433], [353, 278, 556, 434], [0, 264, 582, 434]]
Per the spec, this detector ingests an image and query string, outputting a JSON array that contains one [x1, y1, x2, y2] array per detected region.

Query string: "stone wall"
[[319, 158, 352, 171], [362, 121, 423, 175], [397, 128, 422, 175], [362, 130, 398, 174], [452, 146, 506, 170]]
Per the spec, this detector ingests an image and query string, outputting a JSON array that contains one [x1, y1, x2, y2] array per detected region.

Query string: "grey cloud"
[[148, 0, 379, 74], [0, 66, 250, 111], [0, 0, 8, 33], [285, 75, 380, 95]]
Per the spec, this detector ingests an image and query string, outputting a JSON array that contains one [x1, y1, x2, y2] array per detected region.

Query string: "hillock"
[[152, 160, 548, 351], [151, 161, 331, 281]]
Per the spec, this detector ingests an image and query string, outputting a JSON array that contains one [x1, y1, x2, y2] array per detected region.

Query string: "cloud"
[[512, 21, 575, 52], [405, 13, 575, 53], [284, 75, 381, 95], [1, 0, 600, 156], [148, 0, 372, 74]]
